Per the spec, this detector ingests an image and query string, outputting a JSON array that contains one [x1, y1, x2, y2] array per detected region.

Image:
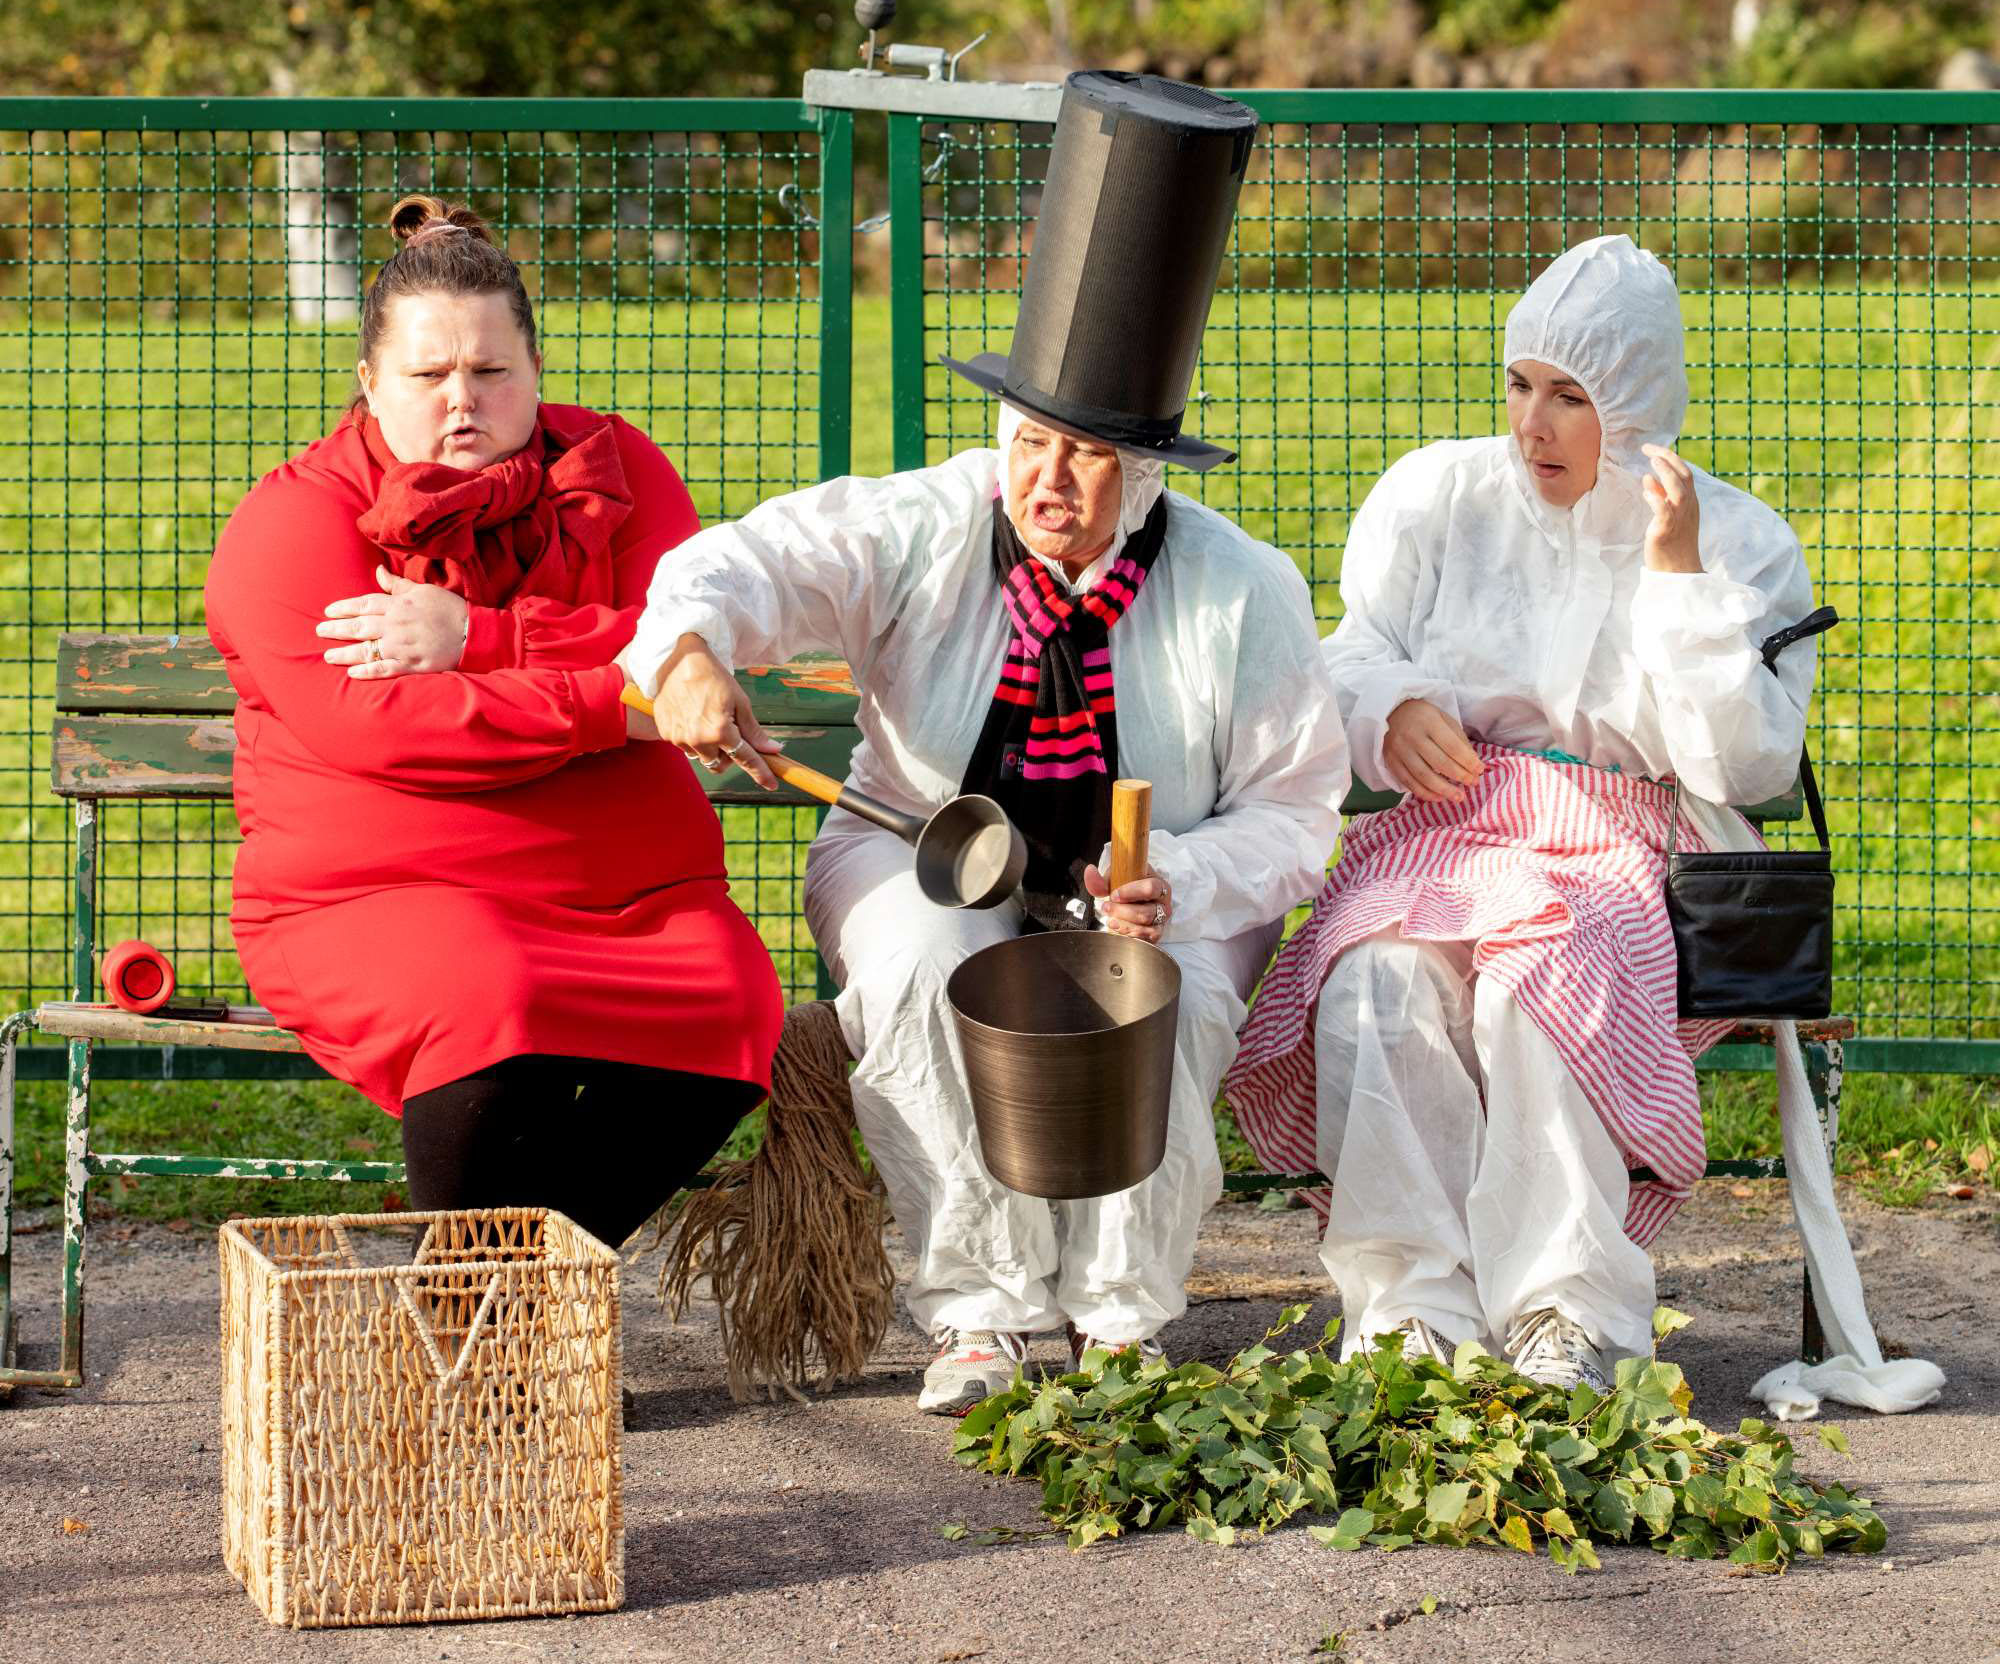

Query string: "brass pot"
[[946, 931, 1181, 1201]]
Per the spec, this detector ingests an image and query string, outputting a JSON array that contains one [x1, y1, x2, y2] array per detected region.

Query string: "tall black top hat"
[[942, 71, 1258, 471]]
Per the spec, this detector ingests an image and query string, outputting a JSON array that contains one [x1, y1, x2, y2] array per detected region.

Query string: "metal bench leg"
[[0, 1009, 33, 1384], [1798, 1032, 1843, 1365], [0, 1021, 89, 1391]]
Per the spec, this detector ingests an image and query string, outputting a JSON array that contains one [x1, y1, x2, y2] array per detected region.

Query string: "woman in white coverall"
[[1227, 234, 1816, 1391], [623, 400, 1348, 1413]]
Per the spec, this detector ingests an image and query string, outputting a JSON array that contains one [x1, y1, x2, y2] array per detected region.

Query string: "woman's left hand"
[[317, 566, 470, 678], [1640, 444, 1703, 575], [1083, 862, 1174, 944]]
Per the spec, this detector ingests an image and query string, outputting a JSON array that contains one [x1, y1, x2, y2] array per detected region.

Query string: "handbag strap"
[[1666, 605, 1837, 858]]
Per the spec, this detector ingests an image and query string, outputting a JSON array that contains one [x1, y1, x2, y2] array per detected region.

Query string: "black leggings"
[[400, 1054, 764, 1247]]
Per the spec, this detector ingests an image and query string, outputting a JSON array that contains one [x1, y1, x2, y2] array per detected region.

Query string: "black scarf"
[[959, 496, 1169, 930]]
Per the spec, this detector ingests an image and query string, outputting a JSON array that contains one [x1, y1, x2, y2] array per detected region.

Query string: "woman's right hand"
[[640, 633, 782, 791], [1383, 698, 1483, 803]]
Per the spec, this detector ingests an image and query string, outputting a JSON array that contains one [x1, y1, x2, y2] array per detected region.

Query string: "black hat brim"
[[941, 352, 1236, 472]]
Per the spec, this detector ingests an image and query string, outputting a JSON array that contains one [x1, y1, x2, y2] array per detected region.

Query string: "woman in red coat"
[[204, 195, 784, 1246]]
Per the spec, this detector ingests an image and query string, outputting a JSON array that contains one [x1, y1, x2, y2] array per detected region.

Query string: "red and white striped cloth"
[[1225, 744, 1741, 1246]]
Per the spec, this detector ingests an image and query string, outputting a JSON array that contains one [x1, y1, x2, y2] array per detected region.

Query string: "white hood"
[[1503, 233, 1688, 478]]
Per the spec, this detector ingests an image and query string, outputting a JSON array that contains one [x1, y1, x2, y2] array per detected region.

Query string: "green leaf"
[[1725, 1484, 1773, 1522], [1498, 1514, 1537, 1554], [1815, 1424, 1852, 1454], [1425, 1482, 1474, 1528], [1634, 1484, 1677, 1540], [1729, 1525, 1784, 1567], [1624, 1361, 1686, 1423], [1589, 1481, 1637, 1541], [938, 1523, 969, 1541], [1419, 1595, 1438, 1616], [1652, 1306, 1694, 1343], [1187, 1515, 1237, 1547]]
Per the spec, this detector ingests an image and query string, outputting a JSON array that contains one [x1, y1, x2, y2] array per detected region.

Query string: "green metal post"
[[888, 112, 929, 472], [816, 105, 855, 484], [808, 108, 855, 1006]]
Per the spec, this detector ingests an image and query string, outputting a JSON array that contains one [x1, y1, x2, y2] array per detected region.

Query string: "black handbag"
[[1663, 605, 1838, 1020]]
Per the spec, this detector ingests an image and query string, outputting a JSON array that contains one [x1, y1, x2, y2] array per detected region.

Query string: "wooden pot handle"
[[1109, 779, 1152, 892], [619, 683, 923, 840]]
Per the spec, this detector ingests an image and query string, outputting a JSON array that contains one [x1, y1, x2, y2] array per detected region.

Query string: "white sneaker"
[[918, 1328, 1028, 1415], [1504, 1307, 1610, 1392], [1358, 1317, 1456, 1366], [1065, 1322, 1166, 1371]]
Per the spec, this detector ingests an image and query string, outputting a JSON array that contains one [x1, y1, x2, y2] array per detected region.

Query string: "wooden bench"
[[0, 629, 1848, 1390]]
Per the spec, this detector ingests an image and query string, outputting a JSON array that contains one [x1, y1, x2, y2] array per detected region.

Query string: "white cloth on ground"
[[1314, 929, 1658, 1364], [809, 823, 1281, 1340], [626, 412, 1348, 1341]]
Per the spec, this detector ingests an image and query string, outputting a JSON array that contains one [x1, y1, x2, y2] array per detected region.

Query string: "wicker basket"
[[219, 1207, 624, 1628]]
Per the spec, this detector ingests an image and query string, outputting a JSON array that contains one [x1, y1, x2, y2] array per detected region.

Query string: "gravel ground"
[[3, 1183, 1996, 1664]]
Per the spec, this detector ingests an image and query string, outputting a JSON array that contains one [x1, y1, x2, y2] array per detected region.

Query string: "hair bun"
[[387, 193, 494, 247]]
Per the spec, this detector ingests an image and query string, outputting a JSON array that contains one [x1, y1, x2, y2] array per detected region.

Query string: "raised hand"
[[1640, 443, 1703, 574]]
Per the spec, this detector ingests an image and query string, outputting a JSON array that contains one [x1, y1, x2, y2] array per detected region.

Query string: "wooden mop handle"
[[619, 683, 859, 814], [1109, 779, 1152, 891]]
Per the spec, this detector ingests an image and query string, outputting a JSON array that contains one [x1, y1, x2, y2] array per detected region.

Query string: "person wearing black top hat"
[[623, 73, 1349, 1413]]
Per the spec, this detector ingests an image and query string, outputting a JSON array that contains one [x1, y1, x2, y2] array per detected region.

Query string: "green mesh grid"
[[904, 100, 1999, 1043], [0, 106, 840, 1016]]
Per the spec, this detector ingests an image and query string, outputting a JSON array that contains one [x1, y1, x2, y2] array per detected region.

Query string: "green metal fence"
[[891, 89, 1999, 1072], [2, 89, 1995, 1079], [0, 98, 854, 1074]]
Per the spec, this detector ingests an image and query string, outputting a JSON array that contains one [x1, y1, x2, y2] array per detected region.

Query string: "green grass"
[[1, 286, 1995, 1223]]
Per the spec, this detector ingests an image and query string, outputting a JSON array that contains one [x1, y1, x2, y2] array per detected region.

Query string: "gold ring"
[[367, 637, 382, 662]]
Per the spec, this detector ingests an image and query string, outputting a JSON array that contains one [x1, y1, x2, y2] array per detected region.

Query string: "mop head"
[[651, 999, 895, 1403]]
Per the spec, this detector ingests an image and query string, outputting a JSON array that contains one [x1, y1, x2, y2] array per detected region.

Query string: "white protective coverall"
[[1316, 236, 1812, 1363], [626, 406, 1349, 1343], [1307, 235, 1943, 1415]]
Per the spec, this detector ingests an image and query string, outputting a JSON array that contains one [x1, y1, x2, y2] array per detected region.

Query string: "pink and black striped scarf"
[[960, 496, 1168, 930]]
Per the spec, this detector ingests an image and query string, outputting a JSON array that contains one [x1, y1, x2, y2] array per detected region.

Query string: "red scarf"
[[354, 405, 633, 607]]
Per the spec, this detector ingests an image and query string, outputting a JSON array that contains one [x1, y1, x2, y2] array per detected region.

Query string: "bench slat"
[[37, 1001, 305, 1052], [735, 654, 860, 726], [52, 713, 864, 806], [57, 632, 234, 714], [53, 715, 236, 797]]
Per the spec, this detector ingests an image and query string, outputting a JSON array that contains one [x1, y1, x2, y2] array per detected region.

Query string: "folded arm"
[[206, 478, 627, 794]]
